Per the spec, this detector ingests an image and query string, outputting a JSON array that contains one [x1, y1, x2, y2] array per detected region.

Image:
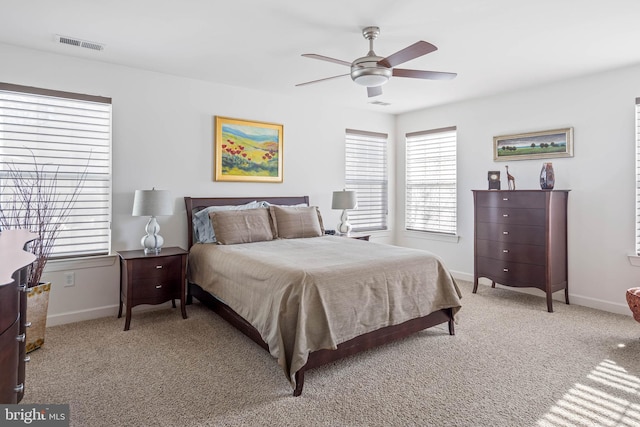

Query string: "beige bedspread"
[[187, 236, 462, 387]]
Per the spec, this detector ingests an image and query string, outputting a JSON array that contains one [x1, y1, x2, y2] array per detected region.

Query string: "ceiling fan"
[[296, 26, 457, 97]]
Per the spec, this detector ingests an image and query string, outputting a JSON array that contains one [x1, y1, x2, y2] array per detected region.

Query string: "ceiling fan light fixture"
[[353, 74, 389, 87]]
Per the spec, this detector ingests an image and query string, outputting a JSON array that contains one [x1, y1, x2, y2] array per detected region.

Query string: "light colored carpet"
[[21, 281, 640, 427]]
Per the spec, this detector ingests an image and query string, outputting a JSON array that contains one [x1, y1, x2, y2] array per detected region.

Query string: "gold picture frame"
[[214, 116, 283, 182], [493, 128, 573, 161]]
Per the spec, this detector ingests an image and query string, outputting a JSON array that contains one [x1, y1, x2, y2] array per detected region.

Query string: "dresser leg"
[[491, 280, 496, 288], [124, 306, 132, 331], [565, 287, 570, 305], [546, 293, 554, 313], [117, 298, 123, 318], [473, 276, 479, 293], [171, 299, 176, 308]]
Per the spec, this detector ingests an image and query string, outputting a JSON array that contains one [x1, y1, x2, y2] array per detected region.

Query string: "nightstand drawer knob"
[[14, 383, 24, 393], [503, 268, 509, 272], [16, 333, 25, 342], [502, 231, 509, 235], [24, 356, 31, 363], [156, 265, 163, 269], [155, 284, 162, 289], [502, 249, 509, 253], [24, 322, 32, 328], [502, 214, 509, 217]]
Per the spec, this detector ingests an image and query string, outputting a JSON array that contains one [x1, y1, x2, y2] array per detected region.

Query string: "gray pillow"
[[192, 201, 262, 243], [269, 205, 324, 239], [210, 208, 275, 245]]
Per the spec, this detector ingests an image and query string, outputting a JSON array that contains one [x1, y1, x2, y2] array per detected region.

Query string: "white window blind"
[[0, 83, 112, 258], [405, 126, 457, 235], [345, 129, 388, 231], [636, 98, 640, 254]]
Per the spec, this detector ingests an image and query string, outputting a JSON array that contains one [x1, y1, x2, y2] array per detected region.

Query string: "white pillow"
[[192, 201, 262, 243]]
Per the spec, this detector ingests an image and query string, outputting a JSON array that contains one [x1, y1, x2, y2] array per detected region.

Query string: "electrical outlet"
[[64, 272, 75, 287]]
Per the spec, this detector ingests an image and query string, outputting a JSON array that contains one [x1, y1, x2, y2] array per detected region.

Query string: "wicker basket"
[[627, 287, 640, 323]]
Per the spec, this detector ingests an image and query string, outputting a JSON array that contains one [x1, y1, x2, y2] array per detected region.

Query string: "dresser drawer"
[[131, 256, 182, 281], [476, 207, 545, 226], [0, 281, 19, 335], [475, 191, 545, 208], [0, 318, 20, 404], [476, 223, 546, 246], [476, 239, 546, 265], [476, 256, 546, 287]]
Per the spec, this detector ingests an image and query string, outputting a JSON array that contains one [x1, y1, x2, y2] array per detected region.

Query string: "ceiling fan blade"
[[378, 41, 438, 68], [295, 73, 350, 87], [392, 68, 457, 80], [367, 86, 383, 97], [301, 54, 352, 67]]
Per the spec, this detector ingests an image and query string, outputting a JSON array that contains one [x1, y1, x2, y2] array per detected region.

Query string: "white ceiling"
[[2, 0, 640, 114]]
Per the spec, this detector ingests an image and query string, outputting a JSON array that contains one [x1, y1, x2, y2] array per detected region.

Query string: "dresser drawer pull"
[[24, 322, 32, 328], [502, 249, 509, 253], [24, 356, 31, 363], [19, 284, 28, 292], [502, 197, 509, 201], [14, 383, 24, 393], [502, 214, 509, 217], [16, 333, 25, 342], [503, 268, 509, 272], [156, 265, 163, 269], [155, 284, 163, 289], [502, 231, 509, 235]]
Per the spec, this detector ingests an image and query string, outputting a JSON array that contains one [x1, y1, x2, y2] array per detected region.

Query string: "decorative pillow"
[[210, 208, 275, 245], [192, 201, 262, 243], [269, 205, 324, 239]]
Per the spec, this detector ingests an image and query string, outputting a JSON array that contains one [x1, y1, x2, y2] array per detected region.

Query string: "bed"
[[184, 196, 462, 396]]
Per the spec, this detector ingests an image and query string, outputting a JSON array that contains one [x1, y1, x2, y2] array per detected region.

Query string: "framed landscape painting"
[[214, 116, 283, 182], [493, 128, 573, 161]]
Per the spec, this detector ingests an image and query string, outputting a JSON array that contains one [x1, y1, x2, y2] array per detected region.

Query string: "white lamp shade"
[[132, 189, 173, 216], [332, 190, 357, 210]]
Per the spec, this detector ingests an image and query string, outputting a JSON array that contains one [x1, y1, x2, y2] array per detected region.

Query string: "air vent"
[[55, 35, 105, 51], [368, 100, 391, 106]]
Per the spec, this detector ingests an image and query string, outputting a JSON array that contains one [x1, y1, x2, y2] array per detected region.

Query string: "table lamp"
[[132, 188, 173, 254], [332, 190, 357, 235]]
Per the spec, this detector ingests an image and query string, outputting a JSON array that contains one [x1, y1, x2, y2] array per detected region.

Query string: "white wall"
[[396, 63, 640, 315], [0, 43, 395, 325]]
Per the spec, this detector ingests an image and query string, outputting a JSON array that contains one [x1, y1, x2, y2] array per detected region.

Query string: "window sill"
[[44, 254, 118, 272], [403, 230, 460, 243], [628, 254, 640, 267]]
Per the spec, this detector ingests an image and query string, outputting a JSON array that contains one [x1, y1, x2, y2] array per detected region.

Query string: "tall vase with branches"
[[0, 149, 87, 352], [0, 150, 88, 288]]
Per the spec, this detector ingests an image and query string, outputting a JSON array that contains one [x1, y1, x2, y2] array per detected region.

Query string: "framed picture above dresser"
[[472, 190, 569, 312]]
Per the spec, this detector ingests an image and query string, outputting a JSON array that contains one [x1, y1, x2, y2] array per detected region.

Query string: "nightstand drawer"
[[131, 256, 182, 280], [131, 277, 180, 302]]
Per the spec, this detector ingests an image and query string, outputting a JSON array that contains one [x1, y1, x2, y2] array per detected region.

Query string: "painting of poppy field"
[[214, 116, 283, 182]]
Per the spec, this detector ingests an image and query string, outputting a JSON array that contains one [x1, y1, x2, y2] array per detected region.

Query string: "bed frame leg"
[[293, 370, 305, 396]]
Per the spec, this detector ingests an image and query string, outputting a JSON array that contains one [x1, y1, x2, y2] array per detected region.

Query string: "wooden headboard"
[[184, 196, 310, 249]]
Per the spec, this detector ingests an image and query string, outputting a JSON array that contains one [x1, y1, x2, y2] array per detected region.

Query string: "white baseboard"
[[46, 301, 177, 327], [450, 270, 631, 316]]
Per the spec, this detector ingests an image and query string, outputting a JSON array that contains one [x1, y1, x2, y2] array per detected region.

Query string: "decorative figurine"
[[506, 165, 516, 190]]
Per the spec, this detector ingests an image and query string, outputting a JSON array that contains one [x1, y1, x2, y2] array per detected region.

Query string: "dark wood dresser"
[[472, 190, 569, 312], [0, 229, 36, 403]]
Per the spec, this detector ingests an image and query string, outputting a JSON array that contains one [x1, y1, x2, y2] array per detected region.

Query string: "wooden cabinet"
[[0, 230, 36, 403], [472, 190, 569, 312], [117, 247, 188, 331]]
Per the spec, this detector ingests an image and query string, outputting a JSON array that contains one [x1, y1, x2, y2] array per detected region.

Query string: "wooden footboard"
[[189, 282, 455, 396]]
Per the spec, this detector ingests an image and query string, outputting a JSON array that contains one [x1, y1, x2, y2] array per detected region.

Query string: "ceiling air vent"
[[55, 35, 105, 51]]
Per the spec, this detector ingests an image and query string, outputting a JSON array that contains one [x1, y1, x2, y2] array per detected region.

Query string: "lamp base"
[[141, 216, 164, 255], [337, 209, 352, 235]]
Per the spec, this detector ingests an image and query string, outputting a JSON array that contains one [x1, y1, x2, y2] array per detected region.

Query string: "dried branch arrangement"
[[0, 150, 87, 288]]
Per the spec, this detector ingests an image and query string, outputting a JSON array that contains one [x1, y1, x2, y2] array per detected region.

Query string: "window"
[[345, 129, 388, 231], [405, 126, 457, 235], [0, 83, 112, 257]]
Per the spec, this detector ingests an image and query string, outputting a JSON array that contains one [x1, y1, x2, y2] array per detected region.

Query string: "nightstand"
[[117, 247, 188, 331]]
